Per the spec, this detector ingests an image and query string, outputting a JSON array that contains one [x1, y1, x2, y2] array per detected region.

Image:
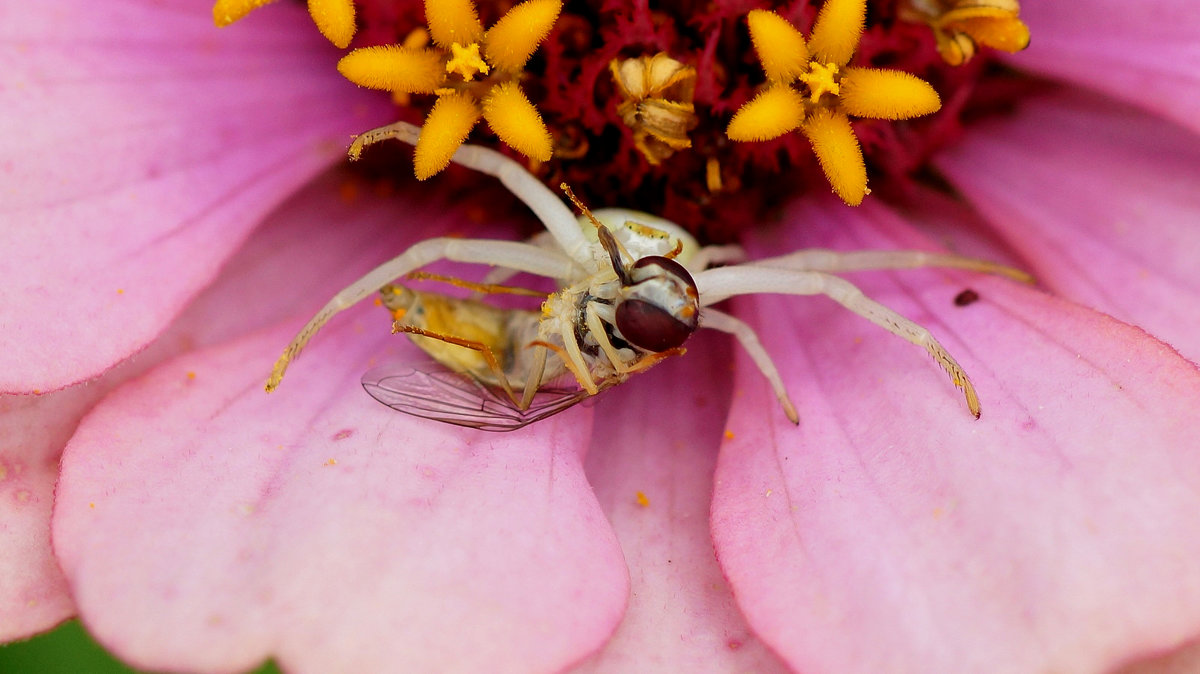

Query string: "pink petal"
[[0, 393, 78, 640], [1, 169, 526, 642], [54, 310, 627, 672], [573, 331, 790, 673], [0, 0, 390, 392], [711, 197, 1200, 674], [1005, 0, 1200, 136], [936, 92, 1200, 363]]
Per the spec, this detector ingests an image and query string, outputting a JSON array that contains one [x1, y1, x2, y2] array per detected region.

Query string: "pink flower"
[[4, 1, 1200, 672]]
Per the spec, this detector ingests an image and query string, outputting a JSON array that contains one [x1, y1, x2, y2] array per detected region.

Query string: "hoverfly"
[[265, 121, 1031, 430]]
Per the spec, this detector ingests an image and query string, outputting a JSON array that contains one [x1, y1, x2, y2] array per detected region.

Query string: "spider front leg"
[[697, 266, 982, 418], [349, 121, 593, 265], [266, 238, 574, 392], [754, 248, 1033, 283]]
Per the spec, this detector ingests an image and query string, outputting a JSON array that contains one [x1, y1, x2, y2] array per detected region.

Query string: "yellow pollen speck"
[[798, 61, 840, 102], [446, 42, 489, 80], [89, 502, 95, 509], [186, 371, 197, 380], [724, 430, 735, 439], [116, 288, 124, 295], [706, 157, 723, 192], [325, 458, 338, 466], [635, 491, 650, 507]]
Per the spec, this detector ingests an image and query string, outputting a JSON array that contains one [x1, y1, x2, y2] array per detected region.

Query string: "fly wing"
[[362, 359, 593, 432]]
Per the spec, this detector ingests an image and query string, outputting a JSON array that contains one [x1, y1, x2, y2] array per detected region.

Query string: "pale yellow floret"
[[338, 46, 446, 93], [483, 0, 563, 72], [482, 82, 554, 162], [425, 0, 484, 49], [747, 10, 809, 83], [446, 42, 490, 80], [212, 0, 277, 27], [802, 109, 867, 206], [838, 68, 941, 119], [415, 92, 482, 179], [726, 86, 806, 142], [807, 0, 867, 68], [307, 0, 356, 48]]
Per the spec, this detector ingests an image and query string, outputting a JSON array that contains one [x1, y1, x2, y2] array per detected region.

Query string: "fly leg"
[[392, 324, 522, 408]]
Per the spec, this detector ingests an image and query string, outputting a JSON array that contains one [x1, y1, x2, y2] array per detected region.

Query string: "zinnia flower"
[[4, 0, 1200, 672]]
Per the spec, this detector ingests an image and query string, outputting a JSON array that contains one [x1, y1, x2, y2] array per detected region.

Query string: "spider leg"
[[700, 308, 799, 424], [753, 248, 1033, 283], [697, 266, 981, 418], [392, 324, 521, 407], [266, 237, 573, 392], [349, 121, 593, 265], [688, 244, 747, 272]]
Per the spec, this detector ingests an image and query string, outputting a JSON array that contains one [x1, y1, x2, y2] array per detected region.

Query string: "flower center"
[[798, 61, 841, 103], [220, 0, 1031, 240]]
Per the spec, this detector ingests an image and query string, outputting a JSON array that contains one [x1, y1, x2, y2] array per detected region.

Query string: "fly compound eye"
[[614, 256, 700, 352]]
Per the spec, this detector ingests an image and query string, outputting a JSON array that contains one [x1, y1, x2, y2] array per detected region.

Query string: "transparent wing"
[[362, 359, 594, 432]]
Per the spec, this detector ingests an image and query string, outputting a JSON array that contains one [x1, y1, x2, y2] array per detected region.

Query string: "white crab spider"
[[266, 121, 1030, 427]]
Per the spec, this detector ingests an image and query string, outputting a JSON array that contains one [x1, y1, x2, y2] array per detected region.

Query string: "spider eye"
[[615, 256, 699, 352]]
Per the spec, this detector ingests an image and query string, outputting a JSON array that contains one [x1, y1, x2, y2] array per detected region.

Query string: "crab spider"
[[267, 121, 1030, 427]]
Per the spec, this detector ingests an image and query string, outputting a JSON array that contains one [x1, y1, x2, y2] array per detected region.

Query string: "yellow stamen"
[[838, 67, 941, 119], [482, 82, 553, 162], [483, 0, 563, 72], [807, 0, 866, 68], [415, 92, 481, 179], [338, 46, 446, 93], [424, 0, 484, 49], [212, 0, 277, 27], [446, 42, 490, 80], [307, 0, 356, 49], [746, 10, 809, 83], [798, 61, 841, 102], [943, 13, 1030, 53], [802, 109, 867, 206], [726, 86, 806, 142]]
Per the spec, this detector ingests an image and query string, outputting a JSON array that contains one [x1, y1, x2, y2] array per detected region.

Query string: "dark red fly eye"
[[630, 255, 693, 288], [615, 299, 695, 352], [614, 253, 700, 352]]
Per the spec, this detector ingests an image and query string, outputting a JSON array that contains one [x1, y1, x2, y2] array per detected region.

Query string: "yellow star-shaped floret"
[[902, 0, 1030, 66], [338, 0, 562, 179], [213, 0, 357, 49], [727, 1, 942, 206]]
